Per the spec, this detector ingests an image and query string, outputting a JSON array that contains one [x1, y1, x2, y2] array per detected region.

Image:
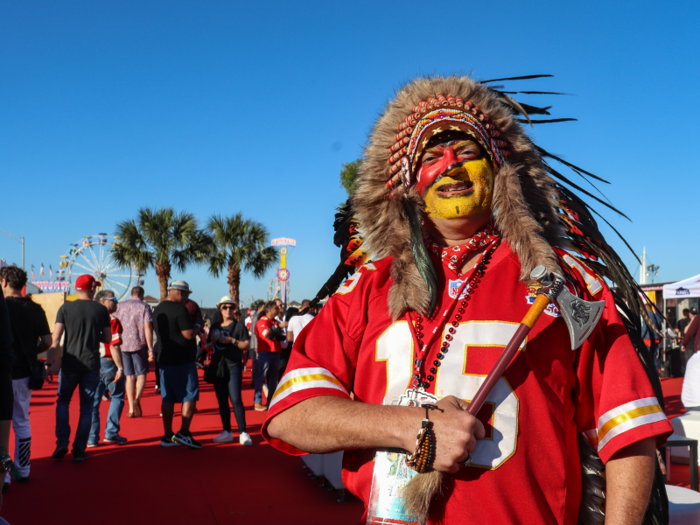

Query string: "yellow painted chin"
[[424, 157, 494, 220]]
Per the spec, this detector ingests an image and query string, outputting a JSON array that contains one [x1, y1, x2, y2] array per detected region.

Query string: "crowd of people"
[[0, 266, 318, 509]]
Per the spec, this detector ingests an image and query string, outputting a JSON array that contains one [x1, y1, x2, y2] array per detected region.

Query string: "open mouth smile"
[[437, 181, 474, 197]]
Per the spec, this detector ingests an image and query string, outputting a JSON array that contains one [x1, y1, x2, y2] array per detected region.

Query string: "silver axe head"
[[530, 265, 605, 350]]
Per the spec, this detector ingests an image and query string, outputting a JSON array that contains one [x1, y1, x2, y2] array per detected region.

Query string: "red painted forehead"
[[415, 136, 489, 195]]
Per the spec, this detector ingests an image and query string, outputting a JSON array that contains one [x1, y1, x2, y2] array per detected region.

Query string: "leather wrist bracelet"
[[406, 404, 437, 473]]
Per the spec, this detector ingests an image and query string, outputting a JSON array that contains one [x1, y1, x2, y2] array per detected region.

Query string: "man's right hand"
[[421, 395, 485, 474], [148, 351, 154, 362]]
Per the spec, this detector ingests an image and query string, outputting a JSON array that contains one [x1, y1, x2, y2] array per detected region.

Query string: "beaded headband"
[[386, 95, 512, 190]]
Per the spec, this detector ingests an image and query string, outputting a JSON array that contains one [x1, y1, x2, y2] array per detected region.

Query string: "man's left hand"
[[113, 369, 124, 383]]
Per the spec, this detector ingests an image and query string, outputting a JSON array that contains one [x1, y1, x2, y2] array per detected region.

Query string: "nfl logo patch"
[[449, 279, 470, 299]]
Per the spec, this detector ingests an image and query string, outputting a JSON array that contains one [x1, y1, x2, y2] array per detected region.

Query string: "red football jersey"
[[263, 243, 671, 525], [101, 315, 123, 358], [255, 315, 281, 353]]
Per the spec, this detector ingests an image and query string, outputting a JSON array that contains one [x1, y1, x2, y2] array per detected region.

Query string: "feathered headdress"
[[312, 74, 667, 525]]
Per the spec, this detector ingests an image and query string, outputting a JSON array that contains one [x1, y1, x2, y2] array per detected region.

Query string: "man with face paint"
[[263, 76, 671, 525]]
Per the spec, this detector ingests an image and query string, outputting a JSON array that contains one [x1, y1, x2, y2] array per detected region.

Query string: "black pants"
[[214, 361, 246, 433]]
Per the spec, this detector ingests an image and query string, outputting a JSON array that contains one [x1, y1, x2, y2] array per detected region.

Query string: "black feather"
[[516, 118, 577, 124], [515, 103, 552, 115], [518, 91, 572, 96], [479, 74, 554, 83], [546, 164, 630, 220], [536, 146, 611, 184]]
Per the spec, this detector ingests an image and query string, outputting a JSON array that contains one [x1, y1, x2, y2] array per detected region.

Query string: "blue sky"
[[1, 1, 698, 307]]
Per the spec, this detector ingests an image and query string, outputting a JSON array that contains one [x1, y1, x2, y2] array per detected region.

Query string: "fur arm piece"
[[401, 470, 443, 525]]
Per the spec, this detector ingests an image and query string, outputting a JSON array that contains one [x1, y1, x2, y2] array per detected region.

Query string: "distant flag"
[[49, 265, 53, 279], [31, 265, 35, 279], [40, 263, 45, 277]]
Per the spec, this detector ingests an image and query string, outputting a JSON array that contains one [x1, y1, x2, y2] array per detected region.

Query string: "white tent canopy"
[[663, 274, 700, 300]]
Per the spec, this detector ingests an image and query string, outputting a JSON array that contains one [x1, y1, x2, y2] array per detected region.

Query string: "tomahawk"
[[467, 265, 605, 417]]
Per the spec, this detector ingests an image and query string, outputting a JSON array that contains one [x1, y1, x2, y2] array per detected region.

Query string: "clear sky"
[[1, 1, 698, 307]]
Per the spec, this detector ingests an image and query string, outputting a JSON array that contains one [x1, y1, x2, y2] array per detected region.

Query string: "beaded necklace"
[[407, 242, 497, 391]]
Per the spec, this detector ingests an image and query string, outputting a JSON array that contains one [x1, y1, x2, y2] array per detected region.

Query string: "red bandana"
[[424, 222, 500, 274]]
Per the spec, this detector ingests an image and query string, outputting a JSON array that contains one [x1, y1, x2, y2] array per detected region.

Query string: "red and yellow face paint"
[[416, 140, 495, 220]]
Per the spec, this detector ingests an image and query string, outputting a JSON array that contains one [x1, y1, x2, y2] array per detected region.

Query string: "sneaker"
[[87, 441, 99, 448], [51, 446, 69, 460], [239, 432, 253, 446], [213, 431, 233, 443], [160, 434, 179, 447], [173, 431, 202, 449], [254, 402, 267, 411], [262, 384, 269, 398], [104, 435, 128, 445], [72, 450, 89, 463]]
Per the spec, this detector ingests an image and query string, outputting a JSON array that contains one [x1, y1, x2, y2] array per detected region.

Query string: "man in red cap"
[[49, 274, 112, 462]]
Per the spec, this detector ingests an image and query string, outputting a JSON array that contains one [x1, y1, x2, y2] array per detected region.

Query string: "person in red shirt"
[[253, 301, 285, 411], [88, 290, 127, 446], [264, 75, 672, 525]]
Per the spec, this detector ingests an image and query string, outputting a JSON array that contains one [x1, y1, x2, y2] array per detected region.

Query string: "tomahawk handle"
[[468, 294, 551, 416]]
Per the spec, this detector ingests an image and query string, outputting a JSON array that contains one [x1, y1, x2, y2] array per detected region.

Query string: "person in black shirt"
[[0, 284, 15, 504], [210, 296, 251, 446], [677, 308, 692, 336], [0, 266, 51, 486], [49, 274, 111, 462], [152, 281, 200, 449]]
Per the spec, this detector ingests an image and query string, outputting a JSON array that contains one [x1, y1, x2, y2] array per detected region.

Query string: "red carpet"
[[1, 373, 696, 523], [0, 368, 363, 525]]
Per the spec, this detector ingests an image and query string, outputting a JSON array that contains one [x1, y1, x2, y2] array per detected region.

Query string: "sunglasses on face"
[[221, 305, 235, 310], [107, 297, 118, 303]]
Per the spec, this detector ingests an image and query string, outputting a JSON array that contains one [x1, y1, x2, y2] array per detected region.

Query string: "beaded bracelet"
[[406, 404, 437, 473]]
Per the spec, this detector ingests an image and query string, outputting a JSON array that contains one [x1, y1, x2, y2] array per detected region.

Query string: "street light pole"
[[0, 228, 25, 270]]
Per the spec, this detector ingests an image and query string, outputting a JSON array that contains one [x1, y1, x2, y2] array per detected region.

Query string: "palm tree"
[[207, 213, 278, 305], [112, 207, 212, 301]]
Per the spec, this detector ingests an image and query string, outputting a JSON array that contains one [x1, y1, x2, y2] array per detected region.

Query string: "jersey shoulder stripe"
[[270, 367, 349, 409]]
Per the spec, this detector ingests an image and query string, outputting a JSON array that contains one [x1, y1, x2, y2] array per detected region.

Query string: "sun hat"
[[217, 295, 236, 307], [75, 274, 100, 291], [168, 280, 192, 293]]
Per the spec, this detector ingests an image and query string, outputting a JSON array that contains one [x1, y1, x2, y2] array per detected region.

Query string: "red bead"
[[445, 334, 452, 341], [451, 321, 459, 327], [448, 327, 456, 334], [455, 315, 461, 321], [458, 308, 465, 314]]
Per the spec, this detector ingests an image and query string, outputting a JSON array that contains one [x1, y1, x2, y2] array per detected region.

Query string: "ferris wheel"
[[58, 233, 140, 300]]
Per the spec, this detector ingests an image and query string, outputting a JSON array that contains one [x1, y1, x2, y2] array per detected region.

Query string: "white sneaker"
[[262, 384, 269, 398], [213, 431, 233, 443], [239, 432, 253, 446]]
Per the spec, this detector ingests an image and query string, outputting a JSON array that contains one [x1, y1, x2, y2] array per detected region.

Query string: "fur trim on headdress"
[[353, 75, 563, 319]]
